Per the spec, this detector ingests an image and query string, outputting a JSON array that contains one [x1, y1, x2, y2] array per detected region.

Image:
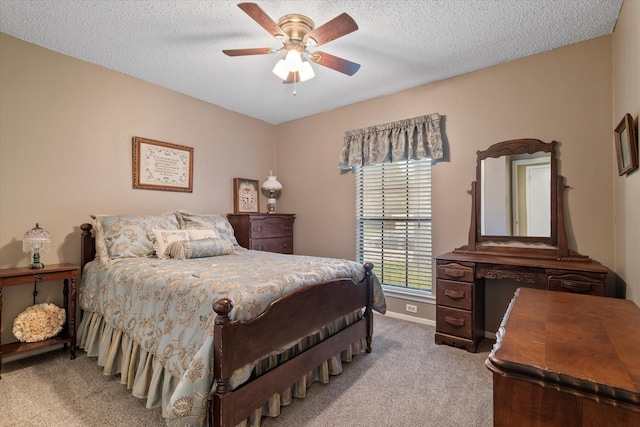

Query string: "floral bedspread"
[[78, 249, 385, 425]]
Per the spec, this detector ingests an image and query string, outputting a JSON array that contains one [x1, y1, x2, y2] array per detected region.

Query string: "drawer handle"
[[443, 268, 465, 278], [444, 316, 465, 327], [559, 280, 592, 293], [444, 289, 465, 299], [282, 243, 290, 249]]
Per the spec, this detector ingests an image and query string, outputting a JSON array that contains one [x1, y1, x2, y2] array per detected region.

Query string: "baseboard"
[[383, 310, 436, 327], [382, 312, 495, 339]]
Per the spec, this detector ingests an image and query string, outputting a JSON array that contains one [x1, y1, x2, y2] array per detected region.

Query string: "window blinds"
[[356, 159, 432, 291]]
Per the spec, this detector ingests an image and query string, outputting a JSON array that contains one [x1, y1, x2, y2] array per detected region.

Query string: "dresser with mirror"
[[435, 138, 608, 352]]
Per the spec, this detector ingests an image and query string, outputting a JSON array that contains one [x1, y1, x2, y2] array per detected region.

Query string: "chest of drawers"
[[227, 213, 295, 254]]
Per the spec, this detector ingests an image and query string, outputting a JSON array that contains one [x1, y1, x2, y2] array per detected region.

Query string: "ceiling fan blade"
[[238, 2, 287, 40], [223, 47, 273, 56], [310, 51, 360, 76], [304, 13, 358, 46]]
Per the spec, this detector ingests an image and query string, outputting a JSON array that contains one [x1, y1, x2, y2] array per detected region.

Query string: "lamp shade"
[[261, 172, 282, 214], [23, 223, 51, 269], [272, 59, 290, 80], [298, 61, 315, 82], [285, 49, 302, 71], [273, 50, 315, 83]]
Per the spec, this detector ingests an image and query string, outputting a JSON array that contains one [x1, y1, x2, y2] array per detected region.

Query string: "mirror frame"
[[462, 138, 570, 258], [476, 138, 557, 245]]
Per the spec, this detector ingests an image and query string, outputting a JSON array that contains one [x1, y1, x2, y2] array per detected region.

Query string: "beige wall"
[[1, 20, 633, 341], [613, 0, 640, 305], [277, 36, 616, 330], [0, 34, 276, 343]]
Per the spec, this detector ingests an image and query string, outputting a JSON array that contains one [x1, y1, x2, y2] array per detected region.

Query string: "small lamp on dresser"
[[261, 171, 282, 214], [23, 223, 51, 269]]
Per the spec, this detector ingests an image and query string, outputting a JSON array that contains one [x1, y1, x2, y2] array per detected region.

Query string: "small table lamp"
[[261, 172, 282, 214], [23, 223, 51, 269]]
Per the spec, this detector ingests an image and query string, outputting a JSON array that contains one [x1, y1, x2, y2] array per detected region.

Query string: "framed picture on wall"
[[614, 113, 638, 176], [233, 178, 260, 213], [132, 137, 194, 192]]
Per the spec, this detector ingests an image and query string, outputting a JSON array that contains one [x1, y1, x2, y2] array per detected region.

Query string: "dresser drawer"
[[250, 237, 293, 254], [437, 262, 474, 282], [250, 217, 294, 239], [437, 280, 473, 310], [436, 306, 473, 339], [547, 273, 604, 296]]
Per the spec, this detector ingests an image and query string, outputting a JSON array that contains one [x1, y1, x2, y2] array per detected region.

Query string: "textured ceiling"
[[0, 0, 623, 125]]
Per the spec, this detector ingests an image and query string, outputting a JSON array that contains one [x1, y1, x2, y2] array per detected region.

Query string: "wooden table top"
[[436, 251, 607, 274], [0, 263, 79, 278], [486, 288, 640, 408]]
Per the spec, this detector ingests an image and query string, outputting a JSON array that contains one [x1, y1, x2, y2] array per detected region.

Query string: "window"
[[355, 159, 432, 293]]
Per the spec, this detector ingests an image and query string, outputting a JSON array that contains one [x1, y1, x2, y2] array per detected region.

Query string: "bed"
[[76, 211, 385, 427]]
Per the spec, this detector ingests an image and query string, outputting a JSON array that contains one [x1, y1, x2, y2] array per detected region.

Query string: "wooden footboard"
[[210, 263, 374, 427]]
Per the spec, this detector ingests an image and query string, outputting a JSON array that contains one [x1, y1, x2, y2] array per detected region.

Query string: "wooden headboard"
[[80, 223, 95, 272]]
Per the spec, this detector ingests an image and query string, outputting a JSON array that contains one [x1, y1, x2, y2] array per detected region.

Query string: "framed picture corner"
[[614, 113, 638, 176]]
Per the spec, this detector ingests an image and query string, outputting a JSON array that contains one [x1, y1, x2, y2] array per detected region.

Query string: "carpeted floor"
[[0, 313, 494, 426]]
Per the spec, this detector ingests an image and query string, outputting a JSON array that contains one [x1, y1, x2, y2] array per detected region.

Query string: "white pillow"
[[186, 229, 220, 240], [152, 229, 190, 259]]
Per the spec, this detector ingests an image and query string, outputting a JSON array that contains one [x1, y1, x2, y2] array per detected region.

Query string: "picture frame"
[[614, 113, 638, 176], [132, 137, 193, 192], [233, 178, 260, 213]]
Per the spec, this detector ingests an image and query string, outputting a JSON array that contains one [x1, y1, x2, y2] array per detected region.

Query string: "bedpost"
[[211, 298, 234, 427], [80, 223, 94, 273], [363, 262, 374, 353]]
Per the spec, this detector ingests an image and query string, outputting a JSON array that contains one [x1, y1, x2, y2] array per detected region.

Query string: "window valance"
[[339, 113, 444, 170]]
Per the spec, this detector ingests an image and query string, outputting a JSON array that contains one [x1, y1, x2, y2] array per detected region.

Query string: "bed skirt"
[[77, 310, 366, 427]]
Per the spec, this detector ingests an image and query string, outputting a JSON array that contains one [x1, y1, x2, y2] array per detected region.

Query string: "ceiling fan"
[[223, 2, 360, 84]]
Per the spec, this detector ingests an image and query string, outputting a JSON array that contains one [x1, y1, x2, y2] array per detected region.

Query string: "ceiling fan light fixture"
[[227, 4, 359, 83], [272, 59, 290, 80], [298, 61, 315, 82], [285, 49, 302, 71]]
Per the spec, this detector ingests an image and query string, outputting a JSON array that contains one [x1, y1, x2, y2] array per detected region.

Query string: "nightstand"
[[227, 213, 295, 254], [0, 263, 79, 378]]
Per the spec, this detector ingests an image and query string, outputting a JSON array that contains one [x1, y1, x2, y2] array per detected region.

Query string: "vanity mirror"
[[478, 139, 556, 243], [463, 138, 570, 258]]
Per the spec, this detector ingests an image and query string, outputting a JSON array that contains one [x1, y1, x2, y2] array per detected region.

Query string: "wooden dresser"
[[436, 139, 611, 353], [486, 288, 640, 426], [227, 213, 295, 254], [435, 251, 607, 352]]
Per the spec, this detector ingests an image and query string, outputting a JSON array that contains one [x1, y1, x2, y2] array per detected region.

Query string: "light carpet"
[[0, 313, 494, 426]]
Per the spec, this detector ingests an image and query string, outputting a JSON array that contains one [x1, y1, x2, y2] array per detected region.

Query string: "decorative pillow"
[[166, 238, 236, 260], [186, 229, 219, 240], [176, 211, 239, 246], [13, 303, 66, 343], [152, 229, 190, 259], [93, 213, 179, 264]]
